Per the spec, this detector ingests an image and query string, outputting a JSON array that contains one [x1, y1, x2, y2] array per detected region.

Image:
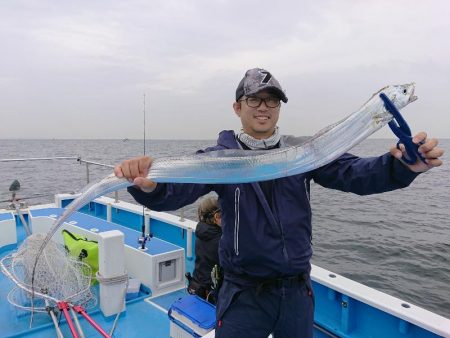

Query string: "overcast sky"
[[1, 0, 449, 140]]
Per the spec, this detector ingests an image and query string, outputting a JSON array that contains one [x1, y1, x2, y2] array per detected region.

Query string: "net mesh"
[[1, 233, 96, 312]]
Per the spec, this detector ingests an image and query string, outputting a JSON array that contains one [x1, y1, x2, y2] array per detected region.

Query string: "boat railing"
[[0, 156, 188, 220], [0, 156, 118, 198]]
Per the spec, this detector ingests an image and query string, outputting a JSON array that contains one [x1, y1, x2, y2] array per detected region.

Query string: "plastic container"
[[168, 295, 215, 338]]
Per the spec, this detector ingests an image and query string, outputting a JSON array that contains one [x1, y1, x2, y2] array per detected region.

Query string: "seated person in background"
[[186, 196, 222, 303]]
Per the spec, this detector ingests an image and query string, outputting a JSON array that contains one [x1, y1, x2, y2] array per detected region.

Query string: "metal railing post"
[[179, 207, 185, 222], [107, 203, 112, 222], [85, 163, 90, 184], [186, 228, 193, 259]]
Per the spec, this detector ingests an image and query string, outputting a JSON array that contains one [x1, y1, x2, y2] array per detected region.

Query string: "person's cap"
[[235, 68, 288, 103]]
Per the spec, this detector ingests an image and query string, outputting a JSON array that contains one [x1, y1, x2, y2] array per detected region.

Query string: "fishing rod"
[[138, 93, 152, 251]]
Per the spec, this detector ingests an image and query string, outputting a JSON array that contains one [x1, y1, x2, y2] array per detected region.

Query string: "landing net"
[[0, 233, 96, 312]]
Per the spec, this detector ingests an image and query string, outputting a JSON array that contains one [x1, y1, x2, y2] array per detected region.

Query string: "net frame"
[[0, 233, 97, 312]]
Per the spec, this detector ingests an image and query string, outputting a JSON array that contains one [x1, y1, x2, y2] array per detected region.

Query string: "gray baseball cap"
[[236, 68, 288, 103]]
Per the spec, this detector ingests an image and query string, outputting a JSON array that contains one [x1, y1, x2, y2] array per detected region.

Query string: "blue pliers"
[[379, 93, 426, 165]]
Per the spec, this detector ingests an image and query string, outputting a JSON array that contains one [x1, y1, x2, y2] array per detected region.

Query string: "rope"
[[95, 272, 129, 286], [95, 271, 130, 336]]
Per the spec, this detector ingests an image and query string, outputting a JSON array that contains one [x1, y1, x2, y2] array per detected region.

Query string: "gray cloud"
[[1, 0, 449, 139]]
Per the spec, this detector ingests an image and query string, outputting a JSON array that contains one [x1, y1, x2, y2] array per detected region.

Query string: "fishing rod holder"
[[17, 201, 27, 209], [138, 233, 153, 251], [5, 202, 26, 211]]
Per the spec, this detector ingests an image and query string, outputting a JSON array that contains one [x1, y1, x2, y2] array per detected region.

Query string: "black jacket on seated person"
[[192, 221, 222, 290]]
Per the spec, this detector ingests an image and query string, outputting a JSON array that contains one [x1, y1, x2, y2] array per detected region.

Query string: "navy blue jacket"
[[128, 130, 419, 286]]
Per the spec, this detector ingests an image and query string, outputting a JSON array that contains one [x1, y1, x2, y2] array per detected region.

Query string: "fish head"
[[370, 83, 417, 125], [383, 83, 418, 109]]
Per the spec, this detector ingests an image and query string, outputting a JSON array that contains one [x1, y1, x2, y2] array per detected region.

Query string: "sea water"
[[0, 138, 449, 318]]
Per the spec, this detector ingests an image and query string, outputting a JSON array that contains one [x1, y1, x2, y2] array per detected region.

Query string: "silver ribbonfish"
[[32, 83, 418, 288]]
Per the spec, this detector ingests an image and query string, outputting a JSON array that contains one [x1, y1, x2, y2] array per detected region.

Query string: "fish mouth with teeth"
[[409, 88, 418, 103]]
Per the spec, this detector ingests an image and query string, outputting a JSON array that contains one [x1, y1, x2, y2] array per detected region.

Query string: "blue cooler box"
[[168, 295, 216, 337]]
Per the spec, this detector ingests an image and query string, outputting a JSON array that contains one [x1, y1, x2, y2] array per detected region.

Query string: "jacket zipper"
[[234, 187, 240, 255], [271, 184, 290, 264], [304, 178, 313, 244], [304, 178, 310, 201]]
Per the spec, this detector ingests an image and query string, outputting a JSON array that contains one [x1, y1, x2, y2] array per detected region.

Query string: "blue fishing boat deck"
[[0, 212, 14, 221], [29, 207, 181, 255], [0, 207, 195, 338], [1, 201, 449, 338], [0, 276, 175, 337]]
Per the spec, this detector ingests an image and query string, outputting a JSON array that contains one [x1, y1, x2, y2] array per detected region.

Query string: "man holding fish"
[[115, 68, 443, 338]]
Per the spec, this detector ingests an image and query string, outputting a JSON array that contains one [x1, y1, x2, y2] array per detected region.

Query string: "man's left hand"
[[390, 131, 444, 173]]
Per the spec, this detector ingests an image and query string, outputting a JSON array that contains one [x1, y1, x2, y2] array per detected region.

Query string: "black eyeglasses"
[[239, 96, 281, 108]]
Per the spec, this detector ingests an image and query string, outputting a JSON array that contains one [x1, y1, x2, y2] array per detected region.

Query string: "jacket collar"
[[217, 130, 239, 149], [216, 130, 309, 150]]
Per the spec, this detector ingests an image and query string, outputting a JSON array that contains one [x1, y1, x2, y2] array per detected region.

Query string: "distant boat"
[[122, 138, 129, 142]]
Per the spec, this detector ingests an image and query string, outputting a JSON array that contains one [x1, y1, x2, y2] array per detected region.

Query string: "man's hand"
[[390, 131, 444, 173], [114, 156, 157, 193]]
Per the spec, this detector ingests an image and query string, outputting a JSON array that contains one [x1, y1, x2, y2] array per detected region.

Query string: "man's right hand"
[[114, 156, 157, 193]]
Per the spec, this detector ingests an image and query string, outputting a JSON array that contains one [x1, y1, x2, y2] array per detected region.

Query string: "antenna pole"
[[143, 93, 146, 155]]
